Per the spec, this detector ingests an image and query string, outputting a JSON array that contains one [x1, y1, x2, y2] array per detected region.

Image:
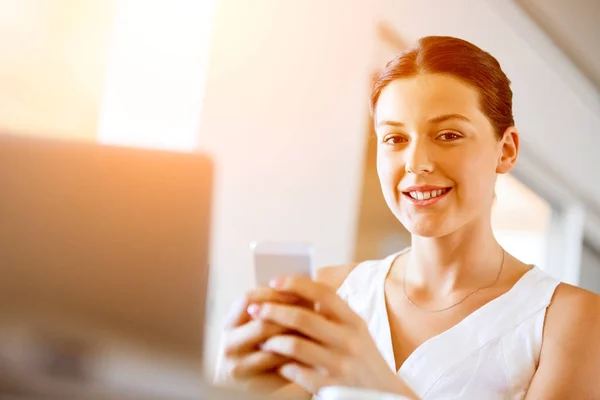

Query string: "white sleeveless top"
[[336, 251, 561, 399]]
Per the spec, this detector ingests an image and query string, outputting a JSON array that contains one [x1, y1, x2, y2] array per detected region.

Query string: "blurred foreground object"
[[0, 134, 212, 397]]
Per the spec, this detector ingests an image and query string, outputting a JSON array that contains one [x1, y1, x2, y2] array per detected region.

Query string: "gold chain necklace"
[[402, 250, 505, 313]]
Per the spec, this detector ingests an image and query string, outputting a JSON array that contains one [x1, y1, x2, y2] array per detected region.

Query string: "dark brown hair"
[[370, 36, 514, 139]]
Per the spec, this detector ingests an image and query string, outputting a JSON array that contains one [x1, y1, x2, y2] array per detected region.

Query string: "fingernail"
[[247, 304, 261, 316], [269, 277, 285, 288]]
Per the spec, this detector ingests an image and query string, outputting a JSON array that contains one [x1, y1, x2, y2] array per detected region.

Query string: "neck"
[[406, 217, 504, 293]]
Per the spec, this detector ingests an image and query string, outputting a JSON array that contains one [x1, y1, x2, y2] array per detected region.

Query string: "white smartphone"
[[250, 242, 315, 287]]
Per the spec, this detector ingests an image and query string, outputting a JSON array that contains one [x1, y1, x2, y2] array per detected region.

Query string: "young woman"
[[215, 36, 600, 399]]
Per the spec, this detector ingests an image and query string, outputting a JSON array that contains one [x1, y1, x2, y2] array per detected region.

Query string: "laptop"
[[0, 134, 217, 397]]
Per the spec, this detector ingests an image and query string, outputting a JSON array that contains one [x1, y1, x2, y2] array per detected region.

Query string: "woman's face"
[[374, 73, 517, 238]]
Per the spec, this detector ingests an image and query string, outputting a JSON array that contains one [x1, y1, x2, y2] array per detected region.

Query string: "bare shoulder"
[[314, 263, 359, 290], [543, 283, 600, 349], [545, 283, 600, 330], [551, 281, 599, 307], [527, 282, 600, 398]]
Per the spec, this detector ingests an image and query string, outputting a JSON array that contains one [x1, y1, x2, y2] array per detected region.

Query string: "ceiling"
[[515, 0, 600, 91]]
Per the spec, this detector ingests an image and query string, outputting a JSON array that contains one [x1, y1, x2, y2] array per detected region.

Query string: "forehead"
[[374, 74, 484, 124]]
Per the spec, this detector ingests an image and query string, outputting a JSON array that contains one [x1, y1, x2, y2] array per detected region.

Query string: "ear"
[[496, 127, 519, 174]]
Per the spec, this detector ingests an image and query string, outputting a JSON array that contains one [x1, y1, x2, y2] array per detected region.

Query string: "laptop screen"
[[0, 134, 213, 396]]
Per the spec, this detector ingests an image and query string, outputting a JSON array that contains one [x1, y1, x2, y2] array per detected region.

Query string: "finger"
[[225, 320, 288, 355], [251, 302, 345, 348], [261, 334, 337, 372], [224, 287, 306, 329], [278, 362, 327, 395], [269, 276, 361, 326], [247, 286, 307, 306], [228, 351, 289, 379], [223, 295, 252, 329]]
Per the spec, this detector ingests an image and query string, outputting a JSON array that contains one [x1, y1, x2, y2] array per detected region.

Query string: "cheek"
[[447, 149, 497, 202], [376, 151, 404, 189]]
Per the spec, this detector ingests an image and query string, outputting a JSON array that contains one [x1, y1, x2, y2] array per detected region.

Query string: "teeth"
[[408, 189, 447, 201]]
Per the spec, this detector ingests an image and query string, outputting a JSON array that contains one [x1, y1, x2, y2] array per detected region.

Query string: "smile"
[[401, 187, 451, 206]]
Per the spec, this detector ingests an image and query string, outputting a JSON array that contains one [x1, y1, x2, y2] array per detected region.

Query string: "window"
[[97, 0, 217, 151], [492, 174, 551, 268]]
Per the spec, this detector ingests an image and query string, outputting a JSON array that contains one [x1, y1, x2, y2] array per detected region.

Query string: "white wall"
[[198, 0, 379, 373]]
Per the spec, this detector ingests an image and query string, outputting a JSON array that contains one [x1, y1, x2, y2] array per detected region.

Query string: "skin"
[[214, 73, 600, 399]]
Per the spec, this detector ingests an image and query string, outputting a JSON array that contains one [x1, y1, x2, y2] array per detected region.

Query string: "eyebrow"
[[376, 113, 471, 127], [376, 120, 405, 128], [429, 113, 471, 124]]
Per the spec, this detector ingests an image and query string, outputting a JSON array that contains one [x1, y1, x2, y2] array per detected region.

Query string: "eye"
[[437, 131, 462, 141], [382, 134, 408, 145]]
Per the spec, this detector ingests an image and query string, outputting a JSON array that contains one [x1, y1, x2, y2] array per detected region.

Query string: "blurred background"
[[1, 0, 598, 386]]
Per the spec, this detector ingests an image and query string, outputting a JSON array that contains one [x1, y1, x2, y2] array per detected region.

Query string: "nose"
[[405, 139, 433, 175]]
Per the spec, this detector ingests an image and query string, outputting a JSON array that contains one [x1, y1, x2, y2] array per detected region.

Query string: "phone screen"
[[253, 252, 312, 286]]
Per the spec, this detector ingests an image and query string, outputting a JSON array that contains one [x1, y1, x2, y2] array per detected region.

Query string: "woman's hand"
[[214, 287, 302, 394], [249, 276, 417, 398]]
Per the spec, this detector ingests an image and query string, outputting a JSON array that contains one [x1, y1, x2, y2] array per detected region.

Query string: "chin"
[[405, 225, 447, 238], [400, 216, 455, 238]]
